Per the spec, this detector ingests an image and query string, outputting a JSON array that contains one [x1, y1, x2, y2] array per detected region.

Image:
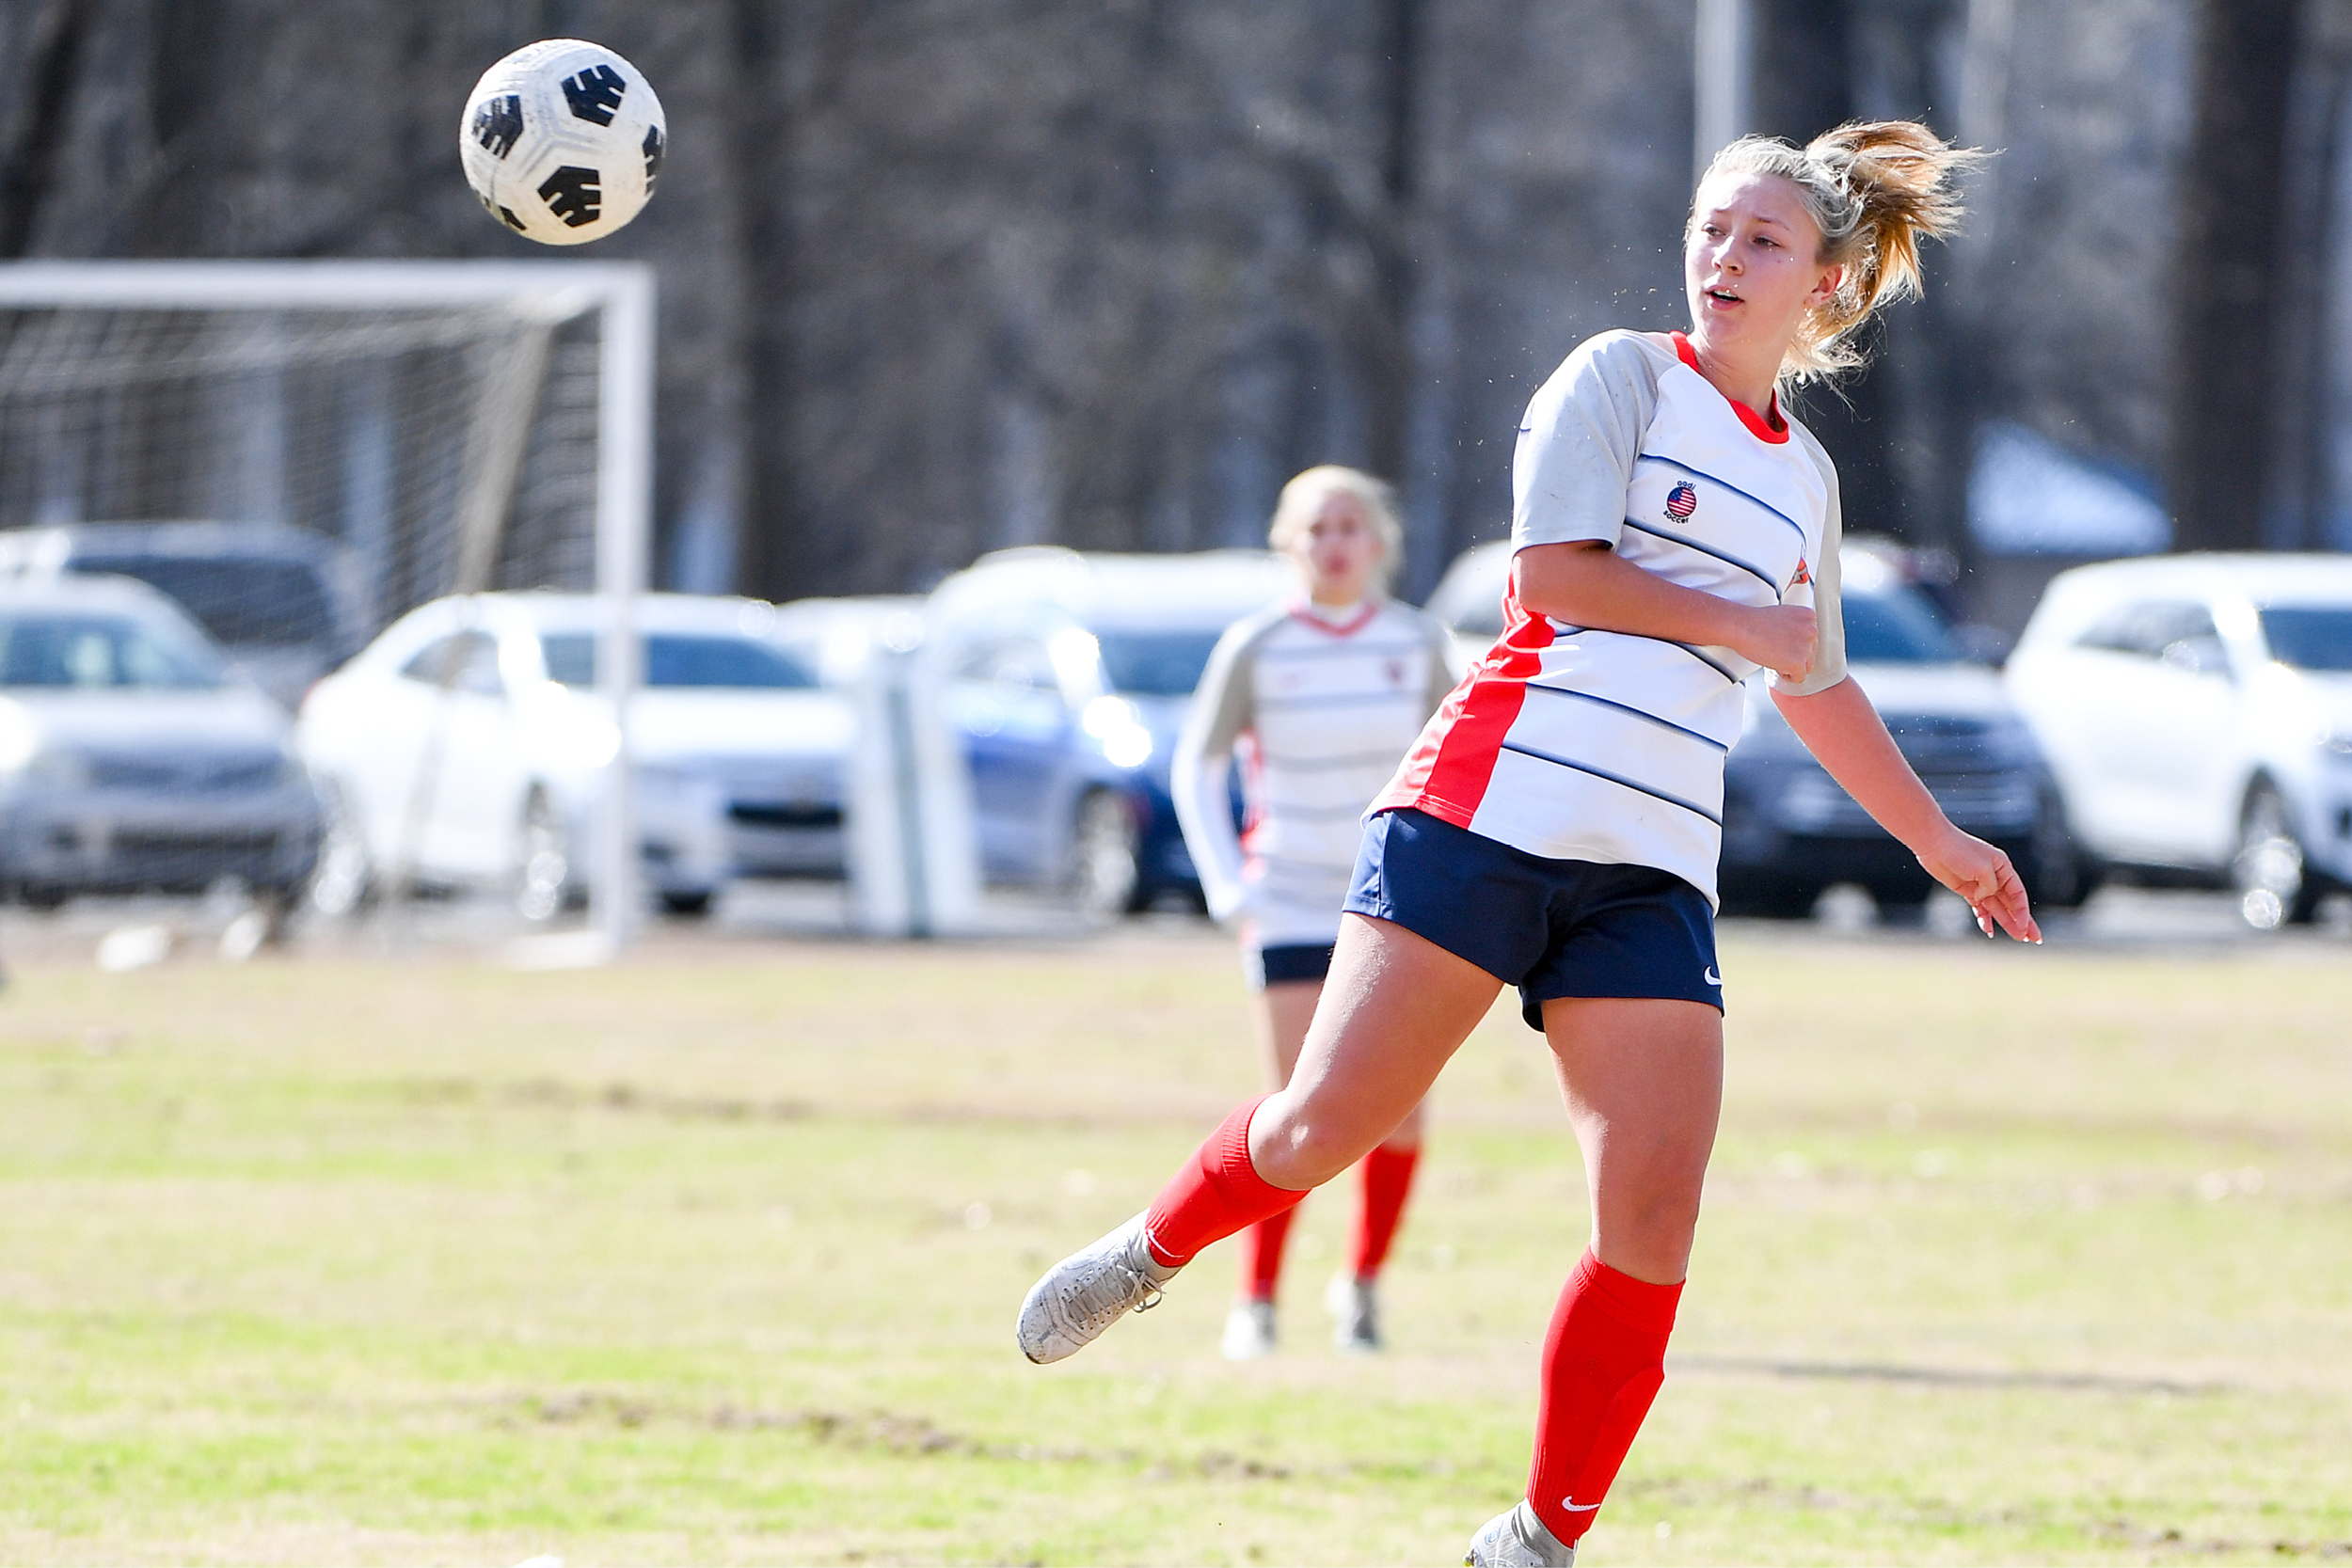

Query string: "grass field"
[[0, 917, 2347, 1565]]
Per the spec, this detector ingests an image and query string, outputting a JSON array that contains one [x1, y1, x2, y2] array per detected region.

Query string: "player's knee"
[[1250, 1101, 1362, 1190]]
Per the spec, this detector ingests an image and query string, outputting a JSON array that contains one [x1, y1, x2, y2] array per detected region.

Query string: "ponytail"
[[1694, 120, 1986, 387]]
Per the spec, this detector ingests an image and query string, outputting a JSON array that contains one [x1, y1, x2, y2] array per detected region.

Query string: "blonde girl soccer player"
[[1019, 121, 2037, 1566], [1171, 466, 1457, 1360]]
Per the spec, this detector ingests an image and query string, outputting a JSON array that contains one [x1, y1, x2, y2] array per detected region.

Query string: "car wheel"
[[1720, 879, 1819, 920], [2026, 789, 2097, 910], [1069, 789, 1142, 920], [2233, 782, 2318, 930], [660, 889, 714, 917], [258, 884, 304, 945], [309, 783, 374, 918], [516, 790, 571, 923]]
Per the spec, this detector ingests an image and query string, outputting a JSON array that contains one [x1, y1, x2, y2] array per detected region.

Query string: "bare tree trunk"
[[2167, 0, 2301, 553], [0, 0, 92, 257]]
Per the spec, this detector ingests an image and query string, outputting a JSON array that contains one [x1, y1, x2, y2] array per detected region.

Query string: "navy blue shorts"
[[1244, 941, 1336, 990], [1343, 807, 1723, 1030]]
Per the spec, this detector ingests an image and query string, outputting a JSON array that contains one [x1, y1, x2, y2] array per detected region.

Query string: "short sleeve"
[[1511, 331, 1664, 555], [1770, 436, 1849, 697]]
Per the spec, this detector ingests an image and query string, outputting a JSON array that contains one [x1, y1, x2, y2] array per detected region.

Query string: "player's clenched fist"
[[1734, 602, 1817, 685]]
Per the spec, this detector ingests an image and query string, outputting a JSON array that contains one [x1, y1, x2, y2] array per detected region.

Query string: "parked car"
[[1423, 539, 1516, 668], [925, 547, 1295, 914], [2004, 553, 2352, 928], [765, 594, 929, 686], [297, 592, 851, 919], [1425, 540, 2077, 915], [0, 522, 366, 709], [0, 574, 322, 920]]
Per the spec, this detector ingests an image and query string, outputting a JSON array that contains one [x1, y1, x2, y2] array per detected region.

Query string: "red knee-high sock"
[[1143, 1095, 1310, 1268], [1240, 1208, 1295, 1302], [1525, 1250, 1683, 1547], [1349, 1143, 1420, 1280]]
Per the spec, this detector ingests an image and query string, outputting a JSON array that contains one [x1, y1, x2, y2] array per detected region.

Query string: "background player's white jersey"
[[1375, 330, 1849, 906], [1176, 599, 1456, 945]]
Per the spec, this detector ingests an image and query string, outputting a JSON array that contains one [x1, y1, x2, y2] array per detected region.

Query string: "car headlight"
[[1081, 695, 1154, 768], [2322, 733, 2352, 763]]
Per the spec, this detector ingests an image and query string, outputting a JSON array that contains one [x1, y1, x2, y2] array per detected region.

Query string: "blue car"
[[926, 547, 1295, 916]]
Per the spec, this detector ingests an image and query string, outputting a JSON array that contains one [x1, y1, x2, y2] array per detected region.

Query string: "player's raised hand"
[[1915, 827, 2042, 943], [1731, 602, 1817, 685]]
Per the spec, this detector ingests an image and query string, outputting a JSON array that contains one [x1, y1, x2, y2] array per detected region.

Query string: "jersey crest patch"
[[1664, 481, 1698, 521]]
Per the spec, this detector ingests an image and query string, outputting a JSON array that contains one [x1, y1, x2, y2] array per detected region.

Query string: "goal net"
[[0, 261, 654, 952]]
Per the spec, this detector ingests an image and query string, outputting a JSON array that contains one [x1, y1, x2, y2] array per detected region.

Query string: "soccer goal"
[[0, 260, 656, 954]]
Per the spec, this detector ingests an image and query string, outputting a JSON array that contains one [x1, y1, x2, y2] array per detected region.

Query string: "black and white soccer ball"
[[459, 39, 665, 246]]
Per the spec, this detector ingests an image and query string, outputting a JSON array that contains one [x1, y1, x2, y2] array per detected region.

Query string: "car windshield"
[[1093, 628, 1226, 696], [0, 610, 222, 689], [541, 632, 818, 689], [75, 555, 335, 647], [2259, 606, 2352, 672], [1841, 586, 1963, 663]]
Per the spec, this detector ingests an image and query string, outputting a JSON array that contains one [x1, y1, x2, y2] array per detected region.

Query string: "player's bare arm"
[[1515, 538, 1818, 683], [1773, 676, 2042, 942]]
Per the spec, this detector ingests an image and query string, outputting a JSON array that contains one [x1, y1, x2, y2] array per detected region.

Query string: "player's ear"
[[1808, 262, 1843, 307]]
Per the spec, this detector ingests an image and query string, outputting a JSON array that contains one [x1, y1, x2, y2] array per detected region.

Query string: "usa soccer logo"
[[1664, 482, 1698, 521]]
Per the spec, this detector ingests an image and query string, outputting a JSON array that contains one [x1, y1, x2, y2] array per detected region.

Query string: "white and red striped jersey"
[[1374, 329, 1849, 906], [1175, 597, 1456, 943]]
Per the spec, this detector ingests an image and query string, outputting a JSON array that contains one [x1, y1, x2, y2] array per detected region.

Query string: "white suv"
[[2004, 554, 2352, 927]]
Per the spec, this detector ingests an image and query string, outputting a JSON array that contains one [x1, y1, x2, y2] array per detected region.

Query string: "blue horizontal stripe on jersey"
[[1536, 623, 1740, 686], [1668, 640, 1742, 685], [1496, 740, 1724, 826], [1620, 516, 1781, 595], [1520, 682, 1732, 751], [1634, 451, 1808, 550]]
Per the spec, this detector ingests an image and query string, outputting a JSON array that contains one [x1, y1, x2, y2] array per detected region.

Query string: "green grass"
[[1, 924, 2347, 1564]]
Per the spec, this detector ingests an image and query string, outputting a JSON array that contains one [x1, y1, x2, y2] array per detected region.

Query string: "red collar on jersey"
[[1289, 598, 1381, 637], [1672, 330, 1788, 444]]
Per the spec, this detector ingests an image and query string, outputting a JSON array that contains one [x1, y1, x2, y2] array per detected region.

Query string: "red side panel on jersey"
[[1374, 578, 1554, 827]]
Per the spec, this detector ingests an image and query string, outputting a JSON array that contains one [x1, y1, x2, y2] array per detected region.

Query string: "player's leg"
[[1331, 1080, 1425, 1352], [1222, 974, 1320, 1360], [1018, 913, 1499, 1364], [1483, 996, 1719, 1564]]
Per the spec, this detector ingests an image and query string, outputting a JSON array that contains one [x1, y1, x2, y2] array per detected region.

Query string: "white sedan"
[[298, 593, 853, 918], [2005, 554, 2352, 927]]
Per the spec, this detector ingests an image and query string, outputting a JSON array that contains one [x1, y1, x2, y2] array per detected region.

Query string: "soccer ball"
[[459, 39, 665, 246]]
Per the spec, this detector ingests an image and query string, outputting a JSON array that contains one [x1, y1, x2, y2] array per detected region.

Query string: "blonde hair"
[[1266, 465, 1403, 592], [1693, 120, 1985, 387]]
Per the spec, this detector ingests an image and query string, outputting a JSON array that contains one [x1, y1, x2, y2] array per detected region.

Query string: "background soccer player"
[[1171, 466, 1456, 1358], [1021, 120, 2034, 1568]]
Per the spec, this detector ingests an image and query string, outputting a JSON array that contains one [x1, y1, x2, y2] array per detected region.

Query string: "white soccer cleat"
[[1220, 1299, 1277, 1360], [1017, 1212, 1181, 1364], [1327, 1273, 1382, 1353], [1465, 1500, 1577, 1567]]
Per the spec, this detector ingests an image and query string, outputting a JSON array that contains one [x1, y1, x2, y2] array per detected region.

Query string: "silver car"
[[0, 575, 323, 914]]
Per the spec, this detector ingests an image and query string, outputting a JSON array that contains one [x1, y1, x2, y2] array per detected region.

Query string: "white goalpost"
[[0, 260, 656, 955]]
